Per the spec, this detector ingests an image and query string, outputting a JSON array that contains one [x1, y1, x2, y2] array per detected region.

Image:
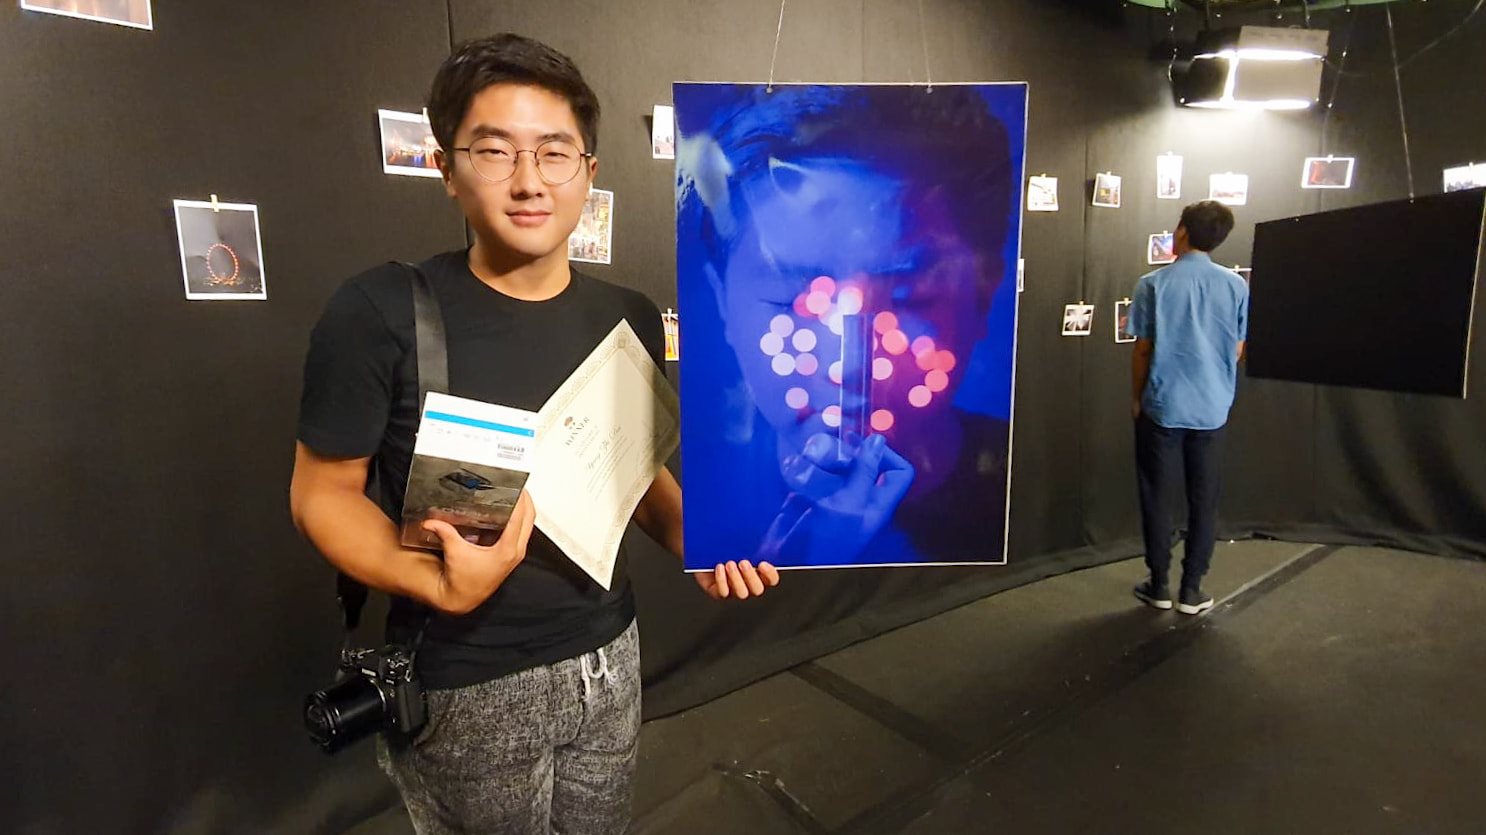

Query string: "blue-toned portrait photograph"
[[675, 82, 1027, 570]]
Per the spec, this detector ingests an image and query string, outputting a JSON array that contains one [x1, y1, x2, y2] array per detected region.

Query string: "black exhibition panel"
[[1247, 189, 1485, 397], [2, 1, 1484, 833]]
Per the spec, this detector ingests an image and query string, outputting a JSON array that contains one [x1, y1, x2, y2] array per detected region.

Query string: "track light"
[[1177, 26, 1329, 111]]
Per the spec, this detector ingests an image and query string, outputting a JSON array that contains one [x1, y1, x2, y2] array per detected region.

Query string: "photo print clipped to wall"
[[1027, 175, 1058, 212], [1147, 231, 1176, 265], [652, 105, 676, 160], [20, 0, 152, 29], [1302, 156, 1356, 190], [173, 197, 267, 301], [568, 188, 614, 265], [1156, 153, 1182, 199], [1062, 303, 1094, 337], [1209, 172, 1249, 206], [378, 109, 441, 178], [1114, 298, 1135, 344], [674, 81, 1028, 571], [1443, 162, 1486, 192], [1092, 172, 1122, 208], [662, 308, 679, 361]]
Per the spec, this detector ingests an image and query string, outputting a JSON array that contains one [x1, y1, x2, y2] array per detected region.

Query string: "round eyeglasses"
[[451, 137, 594, 185]]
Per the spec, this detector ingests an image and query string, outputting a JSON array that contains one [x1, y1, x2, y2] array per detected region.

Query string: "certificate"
[[526, 320, 680, 589]]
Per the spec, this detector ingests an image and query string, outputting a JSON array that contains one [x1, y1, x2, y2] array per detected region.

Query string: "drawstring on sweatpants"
[[581, 647, 611, 701]]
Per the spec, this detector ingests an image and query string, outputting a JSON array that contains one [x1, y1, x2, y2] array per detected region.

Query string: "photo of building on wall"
[[20, 0, 151, 29], [568, 188, 614, 264], [378, 109, 441, 178]]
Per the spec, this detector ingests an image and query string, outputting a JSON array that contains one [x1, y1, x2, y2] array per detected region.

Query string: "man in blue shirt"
[[1126, 200, 1246, 615]]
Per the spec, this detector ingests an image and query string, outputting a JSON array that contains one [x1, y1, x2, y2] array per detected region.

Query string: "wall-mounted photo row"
[[1114, 299, 1135, 344], [1156, 153, 1182, 199], [1302, 156, 1356, 189], [1209, 172, 1249, 206], [378, 109, 441, 178], [569, 188, 614, 265], [1027, 175, 1058, 211], [652, 105, 676, 160], [173, 198, 267, 301], [1443, 162, 1486, 193], [1147, 231, 1176, 265], [20, 0, 151, 29], [1092, 172, 1122, 208], [1062, 303, 1094, 337], [662, 308, 679, 361]]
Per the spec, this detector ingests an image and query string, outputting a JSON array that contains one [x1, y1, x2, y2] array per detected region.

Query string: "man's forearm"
[[634, 467, 686, 559], [293, 488, 447, 608], [1131, 347, 1152, 406]]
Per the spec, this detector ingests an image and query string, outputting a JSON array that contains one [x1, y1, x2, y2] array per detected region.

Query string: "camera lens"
[[304, 675, 387, 754]]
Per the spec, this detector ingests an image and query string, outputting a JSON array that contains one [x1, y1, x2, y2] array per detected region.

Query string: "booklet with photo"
[[400, 394, 538, 549], [400, 320, 680, 590]]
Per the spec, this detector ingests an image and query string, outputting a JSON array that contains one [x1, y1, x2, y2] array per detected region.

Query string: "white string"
[[766, 0, 787, 92], [1385, 4, 1415, 199], [917, 0, 933, 92], [1163, 5, 1178, 84]]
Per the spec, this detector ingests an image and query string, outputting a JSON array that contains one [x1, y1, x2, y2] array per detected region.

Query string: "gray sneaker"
[[1133, 580, 1173, 610], [1177, 587, 1214, 615]]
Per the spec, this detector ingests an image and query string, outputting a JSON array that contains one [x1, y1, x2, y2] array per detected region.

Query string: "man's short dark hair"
[[1178, 200, 1236, 252], [426, 34, 600, 162]]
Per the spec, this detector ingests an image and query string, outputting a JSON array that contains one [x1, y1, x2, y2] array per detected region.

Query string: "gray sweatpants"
[[377, 620, 641, 835]]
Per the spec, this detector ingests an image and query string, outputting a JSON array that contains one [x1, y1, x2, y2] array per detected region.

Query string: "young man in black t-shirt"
[[290, 34, 780, 834]]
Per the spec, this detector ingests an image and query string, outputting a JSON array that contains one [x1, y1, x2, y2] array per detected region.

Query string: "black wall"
[[2, 1, 1482, 832]]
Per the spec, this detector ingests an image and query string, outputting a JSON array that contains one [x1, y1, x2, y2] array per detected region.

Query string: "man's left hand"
[[695, 560, 781, 600]]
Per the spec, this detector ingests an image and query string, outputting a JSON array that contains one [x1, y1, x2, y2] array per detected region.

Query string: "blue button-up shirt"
[[1127, 251, 1249, 430]]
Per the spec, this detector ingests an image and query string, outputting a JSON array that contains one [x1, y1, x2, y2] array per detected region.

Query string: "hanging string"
[[917, 0, 933, 92], [1385, 4, 1415, 199], [1327, 0, 1483, 77], [766, 0, 787, 92], [1164, 3, 1179, 84], [1318, 7, 1356, 156]]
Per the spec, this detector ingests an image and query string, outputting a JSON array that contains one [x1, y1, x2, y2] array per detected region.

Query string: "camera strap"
[[336, 261, 447, 656]]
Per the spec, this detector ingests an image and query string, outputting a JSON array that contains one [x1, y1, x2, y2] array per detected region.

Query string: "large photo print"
[[675, 83, 1027, 570]]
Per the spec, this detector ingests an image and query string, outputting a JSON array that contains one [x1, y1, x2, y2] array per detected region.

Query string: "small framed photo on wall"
[[378, 109, 441, 178], [1147, 231, 1176, 265], [1209, 172, 1249, 206], [1443, 163, 1486, 192], [568, 188, 614, 265], [20, 0, 151, 29], [1062, 303, 1095, 337], [1114, 299, 1135, 344], [1027, 175, 1059, 212], [1092, 172, 1122, 208], [662, 308, 679, 361], [652, 105, 676, 160], [173, 198, 267, 301], [1301, 156, 1356, 189], [1156, 153, 1182, 199]]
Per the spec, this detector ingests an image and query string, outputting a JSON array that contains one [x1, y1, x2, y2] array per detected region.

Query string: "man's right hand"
[[422, 491, 536, 615]]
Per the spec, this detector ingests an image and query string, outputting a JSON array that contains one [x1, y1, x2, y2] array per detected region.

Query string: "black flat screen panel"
[[1247, 188, 1485, 397]]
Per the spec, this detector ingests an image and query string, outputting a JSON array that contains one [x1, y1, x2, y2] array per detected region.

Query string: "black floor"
[[347, 541, 1486, 834]]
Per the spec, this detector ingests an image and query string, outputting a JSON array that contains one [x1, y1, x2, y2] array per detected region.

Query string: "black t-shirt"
[[297, 250, 665, 690]]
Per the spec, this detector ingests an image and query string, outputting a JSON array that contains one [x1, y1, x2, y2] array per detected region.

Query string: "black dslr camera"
[[303, 643, 427, 754]]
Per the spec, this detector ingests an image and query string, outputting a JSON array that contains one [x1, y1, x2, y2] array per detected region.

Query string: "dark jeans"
[[1134, 414, 1226, 590]]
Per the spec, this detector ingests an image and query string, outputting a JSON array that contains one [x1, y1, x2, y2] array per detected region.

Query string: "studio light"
[[1178, 26, 1329, 111]]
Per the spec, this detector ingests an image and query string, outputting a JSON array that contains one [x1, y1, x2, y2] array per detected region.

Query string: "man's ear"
[[436, 150, 456, 198]]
